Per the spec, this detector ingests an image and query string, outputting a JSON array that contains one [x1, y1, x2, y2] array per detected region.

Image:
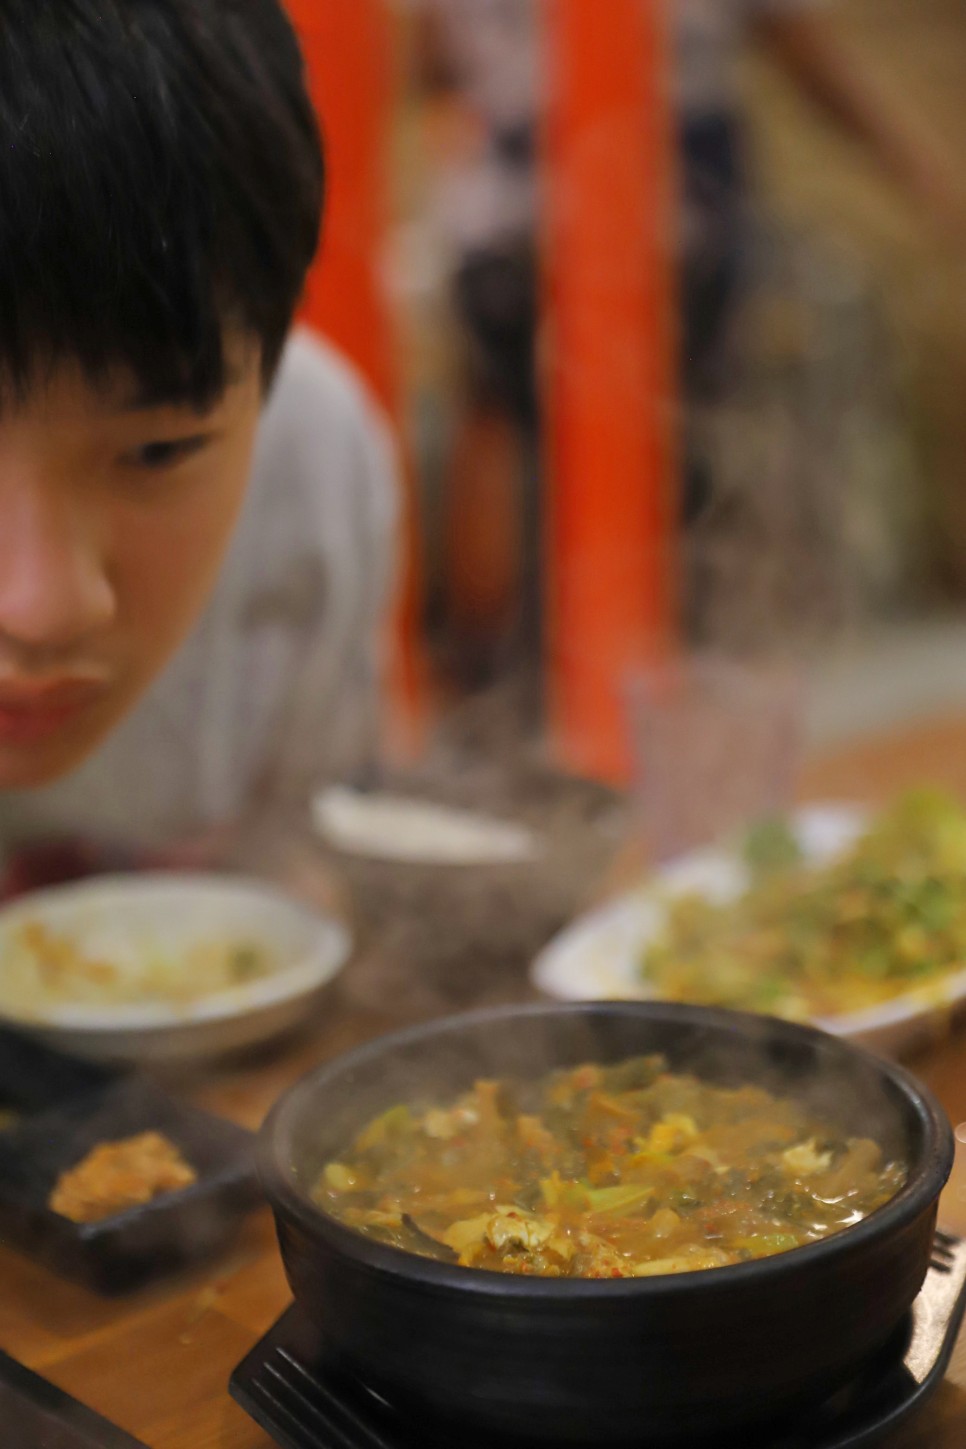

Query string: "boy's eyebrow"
[[117, 368, 241, 413]]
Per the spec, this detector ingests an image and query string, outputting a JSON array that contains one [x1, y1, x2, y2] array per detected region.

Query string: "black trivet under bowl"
[[230, 1230, 966, 1449]]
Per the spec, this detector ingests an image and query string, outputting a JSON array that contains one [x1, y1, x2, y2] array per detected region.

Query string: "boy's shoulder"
[[249, 327, 397, 525], [227, 328, 398, 637], [270, 327, 385, 426]]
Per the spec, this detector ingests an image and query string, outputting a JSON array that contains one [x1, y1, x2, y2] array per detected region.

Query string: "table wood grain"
[[8, 714, 966, 1447]]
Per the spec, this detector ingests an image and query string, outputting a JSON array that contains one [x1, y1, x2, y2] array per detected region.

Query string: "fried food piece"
[[49, 1131, 197, 1223]]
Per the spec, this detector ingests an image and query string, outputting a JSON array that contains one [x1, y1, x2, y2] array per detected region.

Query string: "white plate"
[[0, 874, 352, 1063], [312, 786, 539, 865], [532, 804, 966, 1057]]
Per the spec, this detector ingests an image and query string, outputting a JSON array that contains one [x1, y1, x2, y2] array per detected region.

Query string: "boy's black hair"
[[0, 0, 324, 410]]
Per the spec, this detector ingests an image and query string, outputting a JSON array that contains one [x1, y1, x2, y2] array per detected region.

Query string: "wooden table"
[[7, 715, 966, 1447]]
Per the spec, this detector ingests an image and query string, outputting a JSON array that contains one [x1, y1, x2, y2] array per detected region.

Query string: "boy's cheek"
[[0, 374, 262, 789], [110, 426, 260, 679], [0, 453, 254, 789]]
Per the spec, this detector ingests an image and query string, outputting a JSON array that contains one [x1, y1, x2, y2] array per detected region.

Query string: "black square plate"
[[230, 1231, 966, 1449], [0, 1351, 147, 1448], [0, 1076, 260, 1293], [0, 1025, 115, 1124]]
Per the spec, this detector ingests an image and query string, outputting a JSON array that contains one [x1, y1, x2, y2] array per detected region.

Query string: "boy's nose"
[[0, 481, 116, 657]]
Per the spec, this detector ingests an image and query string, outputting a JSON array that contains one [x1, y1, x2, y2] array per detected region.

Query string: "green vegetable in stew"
[[315, 1056, 905, 1279]]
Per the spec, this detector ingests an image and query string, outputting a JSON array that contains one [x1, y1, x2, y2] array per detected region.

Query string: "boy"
[[0, 0, 398, 859]]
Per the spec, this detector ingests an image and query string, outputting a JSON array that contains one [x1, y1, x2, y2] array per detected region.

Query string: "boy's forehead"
[[117, 338, 263, 412], [114, 339, 262, 414], [3, 339, 262, 420]]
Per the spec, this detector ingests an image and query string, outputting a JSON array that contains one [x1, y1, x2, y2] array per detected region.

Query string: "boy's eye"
[[123, 435, 209, 469]]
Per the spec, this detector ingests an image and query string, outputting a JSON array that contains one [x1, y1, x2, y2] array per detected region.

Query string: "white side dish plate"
[[0, 874, 352, 1063], [531, 805, 966, 1057], [312, 786, 539, 865]]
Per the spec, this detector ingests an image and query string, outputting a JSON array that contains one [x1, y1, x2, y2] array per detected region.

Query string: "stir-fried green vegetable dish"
[[641, 789, 966, 1019], [317, 1056, 904, 1278]]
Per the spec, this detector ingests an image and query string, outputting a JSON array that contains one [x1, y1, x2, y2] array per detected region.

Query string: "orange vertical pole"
[[285, 0, 427, 751], [542, 0, 679, 782]]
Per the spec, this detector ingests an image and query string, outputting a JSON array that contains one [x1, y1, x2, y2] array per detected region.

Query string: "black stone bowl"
[[259, 1003, 954, 1446]]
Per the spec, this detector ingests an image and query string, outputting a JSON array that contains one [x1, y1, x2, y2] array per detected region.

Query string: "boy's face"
[[0, 348, 263, 788]]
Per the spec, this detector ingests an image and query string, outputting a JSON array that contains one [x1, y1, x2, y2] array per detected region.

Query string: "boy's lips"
[[0, 676, 111, 746]]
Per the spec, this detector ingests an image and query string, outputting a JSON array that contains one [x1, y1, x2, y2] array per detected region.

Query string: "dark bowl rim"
[[260, 1001, 954, 1300]]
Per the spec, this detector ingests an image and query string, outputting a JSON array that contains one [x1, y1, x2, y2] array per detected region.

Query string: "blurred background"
[[289, 0, 966, 786]]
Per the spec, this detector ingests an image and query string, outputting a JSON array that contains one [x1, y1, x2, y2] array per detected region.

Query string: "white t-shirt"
[[0, 330, 399, 849], [409, 0, 820, 251]]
